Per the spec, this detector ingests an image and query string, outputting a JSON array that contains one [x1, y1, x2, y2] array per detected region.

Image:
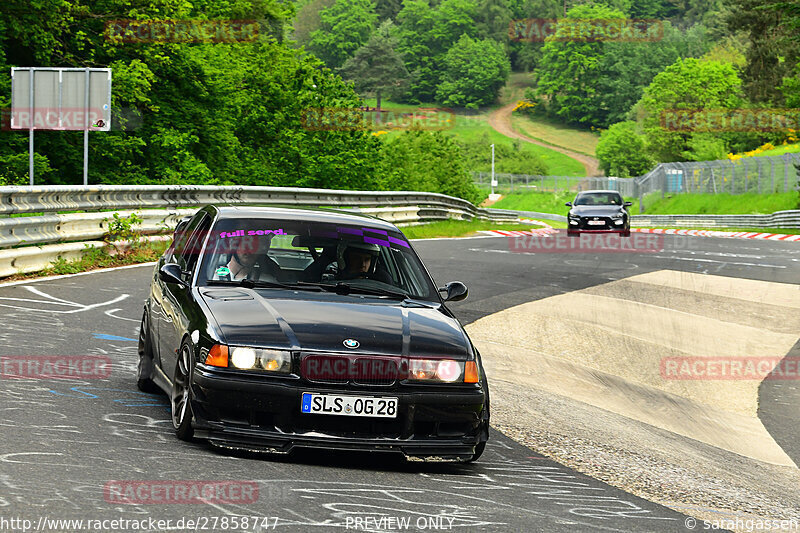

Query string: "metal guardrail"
[[488, 208, 800, 229], [0, 186, 519, 277], [0, 185, 480, 216], [631, 210, 800, 229]]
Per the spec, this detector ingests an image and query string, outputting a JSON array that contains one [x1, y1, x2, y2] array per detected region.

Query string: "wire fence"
[[473, 153, 800, 212], [472, 172, 635, 196]]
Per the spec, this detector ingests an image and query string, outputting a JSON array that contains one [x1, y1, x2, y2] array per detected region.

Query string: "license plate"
[[301, 392, 398, 418], [587, 220, 605, 225]]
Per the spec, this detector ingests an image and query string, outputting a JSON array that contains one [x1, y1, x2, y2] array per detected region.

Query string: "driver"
[[336, 241, 391, 283]]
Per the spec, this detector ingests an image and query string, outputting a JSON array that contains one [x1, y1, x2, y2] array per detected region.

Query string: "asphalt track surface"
[[1, 232, 797, 533]]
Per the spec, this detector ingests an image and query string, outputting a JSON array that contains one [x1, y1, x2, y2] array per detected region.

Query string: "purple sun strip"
[[388, 236, 410, 248], [338, 226, 363, 236], [364, 228, 388, 235], [364, 236, 391, 247]]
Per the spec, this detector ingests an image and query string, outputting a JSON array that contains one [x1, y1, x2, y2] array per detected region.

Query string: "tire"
[[171, 343, 195, 441], [136, 311, 160, 393], [466, 441, 486, 463]]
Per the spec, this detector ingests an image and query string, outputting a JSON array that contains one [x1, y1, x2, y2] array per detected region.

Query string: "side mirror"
[[439, 281, 468, 302], [623, 201, 633, 207], [159, 263, 187, 287], [565, 202, 572, 207]]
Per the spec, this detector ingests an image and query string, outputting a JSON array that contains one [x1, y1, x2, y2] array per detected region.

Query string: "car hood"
[[199, 288, 470, 358], [570, 205, 625, 216]]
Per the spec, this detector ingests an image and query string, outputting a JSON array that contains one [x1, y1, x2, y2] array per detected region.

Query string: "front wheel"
[[171, 343, 195, 441]]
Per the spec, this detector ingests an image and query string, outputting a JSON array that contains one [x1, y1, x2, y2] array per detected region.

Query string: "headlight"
[[406, 359, 477, 383], [610, 213, 624, 219], [229, 347, 291, 373], [231, 347, 257, 369]]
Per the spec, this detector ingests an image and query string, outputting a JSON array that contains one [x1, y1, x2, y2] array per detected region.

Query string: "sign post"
[[490, 144, 497, 195], [10, 67, 112, 185]]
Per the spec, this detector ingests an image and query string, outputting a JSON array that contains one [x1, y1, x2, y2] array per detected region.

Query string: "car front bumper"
[[191, 365, 489, 460]]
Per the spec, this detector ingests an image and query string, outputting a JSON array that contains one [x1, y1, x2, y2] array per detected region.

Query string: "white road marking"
[[104, 308, 140, 323], [649, 255, 787, 268], [0, 287, 130, 313]]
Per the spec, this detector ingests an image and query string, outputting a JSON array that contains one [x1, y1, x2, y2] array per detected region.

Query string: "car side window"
[[168, 212, 209, 272], [180, 215, 212, 275]]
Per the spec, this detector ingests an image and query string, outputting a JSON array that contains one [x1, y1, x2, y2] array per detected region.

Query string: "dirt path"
[[488, 102, 602, 177]]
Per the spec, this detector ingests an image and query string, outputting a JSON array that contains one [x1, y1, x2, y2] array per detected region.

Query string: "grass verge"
[[401, 220, 545, 239], [492, 191, 798, 216], [1, 240, 169, 283], [510, 114, 599, 157], [640, 192, 798, 214], [492, 191, 640, 215]]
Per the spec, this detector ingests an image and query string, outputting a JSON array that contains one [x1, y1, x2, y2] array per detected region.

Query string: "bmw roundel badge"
[[343, 338, 360, 349]]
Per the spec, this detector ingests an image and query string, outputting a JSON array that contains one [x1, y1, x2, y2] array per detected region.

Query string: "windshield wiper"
[[206, 279, 323, 291], [296, 281, 409, 299]]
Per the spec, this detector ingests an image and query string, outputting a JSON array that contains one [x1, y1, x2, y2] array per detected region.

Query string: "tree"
[[533, 4, 627, 126], [375, 0, 403, 21], [436, 35, 510, 108], [396, 0, 478, 102], [596, 122, 654, 177], [339, 20, 409, 110], [308, 0, 378, 68], [291, 0, 336, 48], [475, 0, 513, 44], [634, 58, 746, 162], [594, 23, 711, 127], [727, 0, 795, 104]]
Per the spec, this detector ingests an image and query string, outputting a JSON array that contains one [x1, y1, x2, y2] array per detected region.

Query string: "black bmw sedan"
[[137, 205, 489, 462], [566, 190, 632, 236]]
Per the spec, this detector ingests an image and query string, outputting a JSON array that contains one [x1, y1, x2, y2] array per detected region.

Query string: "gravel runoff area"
[[488, 380, 800, 533], [466, 268, 800, 533]]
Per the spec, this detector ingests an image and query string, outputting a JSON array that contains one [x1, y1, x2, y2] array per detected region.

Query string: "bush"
[[596, 122, 655, 178], [377, 130, 482, 204], [457, 134, 548, 175]]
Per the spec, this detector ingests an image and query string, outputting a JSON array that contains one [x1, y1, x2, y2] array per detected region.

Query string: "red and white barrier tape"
[[630, 228, 800, 242]]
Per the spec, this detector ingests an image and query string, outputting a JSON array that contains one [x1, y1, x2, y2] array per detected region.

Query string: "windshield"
[[574, 192, 623, 206], [198, 218, 438, 300]]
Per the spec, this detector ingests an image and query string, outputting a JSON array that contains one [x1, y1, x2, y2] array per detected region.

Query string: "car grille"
[[301, 353, 399, 386], [577, 216, 612, 229]]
